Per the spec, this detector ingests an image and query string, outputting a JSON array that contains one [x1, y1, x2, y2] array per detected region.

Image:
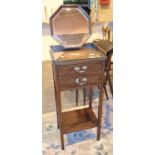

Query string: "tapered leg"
[[89, 87, 93, 108], [52, 63, 60, 129], [97, 84, 104, 140], [53, 80, 59, 129], [108, 73, 113, 96], [106, 56, 113, 96], [60, 130, 64, 150], [83, 88, 86, 106], [52, 63, 64, 150], [76, 89, 79, 106], [56, 89, 64, 150], [104, 84, 109, 100]]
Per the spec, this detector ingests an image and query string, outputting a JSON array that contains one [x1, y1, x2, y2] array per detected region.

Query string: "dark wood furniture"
[[50, 44, 106, 150], [93, 40, 113, 97], [76, 40, 113, 106]]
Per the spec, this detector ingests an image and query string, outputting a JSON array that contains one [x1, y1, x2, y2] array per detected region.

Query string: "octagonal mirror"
[[50, 5, 91, 49]]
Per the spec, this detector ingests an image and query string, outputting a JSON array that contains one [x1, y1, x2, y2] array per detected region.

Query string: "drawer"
[[59, 74, 102, 89], [58, 62, 103, 76]]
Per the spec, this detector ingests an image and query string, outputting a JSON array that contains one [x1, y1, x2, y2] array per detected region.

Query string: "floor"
[[42, 61, 113, 155]]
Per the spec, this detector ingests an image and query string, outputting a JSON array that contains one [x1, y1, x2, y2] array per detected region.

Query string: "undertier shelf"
[[62, 108, 98, 134]]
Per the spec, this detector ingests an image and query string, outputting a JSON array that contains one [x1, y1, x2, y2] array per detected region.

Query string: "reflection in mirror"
[[50, 5, 91, 48], [52, 8, 89, 35]]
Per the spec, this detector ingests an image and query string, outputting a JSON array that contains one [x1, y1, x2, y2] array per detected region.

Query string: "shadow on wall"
[[42, 23, 51, 36]]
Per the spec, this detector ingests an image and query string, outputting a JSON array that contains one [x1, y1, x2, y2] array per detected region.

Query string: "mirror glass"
[[50, 5, 91, 49]]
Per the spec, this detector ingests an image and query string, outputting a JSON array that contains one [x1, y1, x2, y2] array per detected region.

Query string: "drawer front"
[[58, 62, 103, 76], [59, 74, 102, 89]]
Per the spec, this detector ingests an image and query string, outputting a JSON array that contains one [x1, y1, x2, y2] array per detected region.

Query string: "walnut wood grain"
[[58, 61, 103, 76], [59, 74, 102, 90], [62, 108, 97, 134]]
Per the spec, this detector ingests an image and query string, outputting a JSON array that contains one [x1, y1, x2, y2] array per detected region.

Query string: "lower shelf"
[[62, 108, 98, 134]]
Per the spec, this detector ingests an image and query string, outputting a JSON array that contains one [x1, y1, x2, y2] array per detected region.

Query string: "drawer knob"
[[75, 77, 87, 85], [74, 66, 88, 73]]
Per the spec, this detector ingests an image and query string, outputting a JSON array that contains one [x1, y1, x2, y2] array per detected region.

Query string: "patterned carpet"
[[42, 93, 113, 155]]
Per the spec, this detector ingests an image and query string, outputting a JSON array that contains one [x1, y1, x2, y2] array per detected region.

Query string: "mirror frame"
[[49, 4, 91, 49]]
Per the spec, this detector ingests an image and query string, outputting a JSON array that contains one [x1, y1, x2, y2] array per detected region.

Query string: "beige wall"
[[98, 0, 113, 22], [42, 0, 63, 23]]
